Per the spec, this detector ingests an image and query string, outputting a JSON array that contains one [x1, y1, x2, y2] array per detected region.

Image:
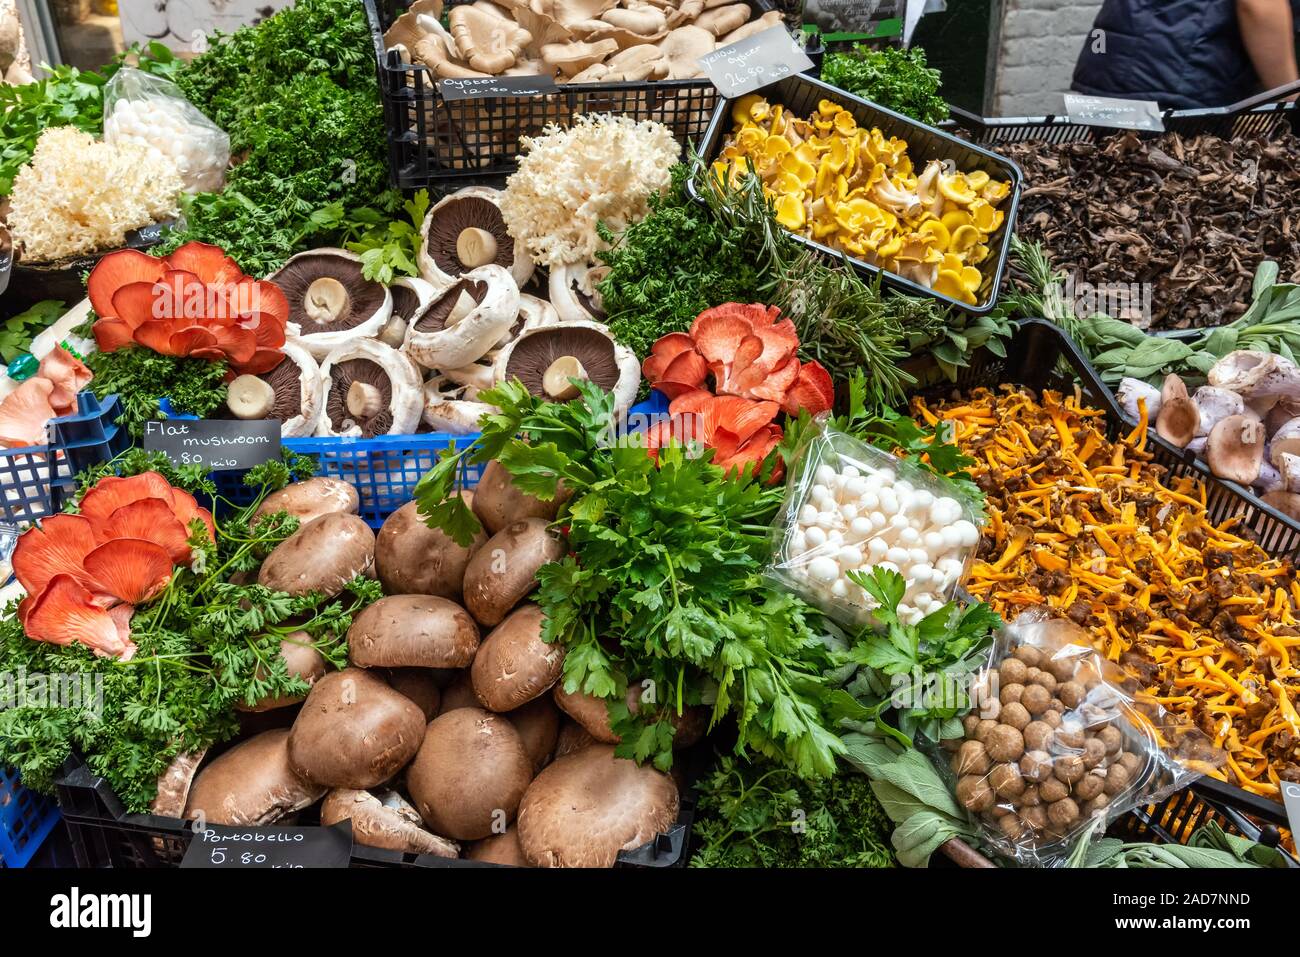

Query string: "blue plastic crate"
[[0, 392, 129, 524], [0, 766, 60, 868]]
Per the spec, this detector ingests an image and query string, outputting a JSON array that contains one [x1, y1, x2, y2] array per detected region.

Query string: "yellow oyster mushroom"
[[877, 235, 904, 259], [941, 252, 965, 273], [731, 94, 769, 126], [763, 134, 792, 160], [941, 209, 974, 234], [773, 169, 804, 194], [775, 193, 806, 230], [966, 170, 990, 191], [832, 110, 858, 136], [918, 218, 951, 250], [780, 152, 816, 188], [982, 179, 1011, 204], [736, 124, 766, 151], [969, 200, 1004, 233], [969, 243, 991, 265], [950, 224, 981, 254], [934, 268, 978, 305], [938, 172, 978, 205]]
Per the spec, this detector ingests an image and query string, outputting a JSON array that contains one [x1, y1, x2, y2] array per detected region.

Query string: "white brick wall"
[[991, 0, 1103, 115]]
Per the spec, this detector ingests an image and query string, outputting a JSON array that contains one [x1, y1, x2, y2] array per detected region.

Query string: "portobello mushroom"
[[184, 729, 325, 826], [258, 512, 375, 599], [472, 603, 564, 712], [462, 517, 566, 626], [272, 248, 392, 358], [347, 594, 481, 669], [375, 496, 486, 598]]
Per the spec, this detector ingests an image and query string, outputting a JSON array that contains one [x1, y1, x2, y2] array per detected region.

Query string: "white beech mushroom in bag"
[[317, 339, 424, 438], [225, 339, 322, 438], [404, 264, 520, 371], [419, 187, 534, 290], [272, 248, 393, 358], [494, 320, 639, 414]]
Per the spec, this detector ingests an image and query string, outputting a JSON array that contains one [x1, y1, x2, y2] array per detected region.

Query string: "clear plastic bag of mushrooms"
[[765, 422, 983, 627], [933, 612, 1218, 867]]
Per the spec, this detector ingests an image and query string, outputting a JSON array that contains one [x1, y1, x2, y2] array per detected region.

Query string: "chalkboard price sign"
[[143, 419, 282, 472], [696, 26, 814, 99], [181, 823, 353, 869], [439, 74, 559, 100], [1063, 94, 1164, 132]]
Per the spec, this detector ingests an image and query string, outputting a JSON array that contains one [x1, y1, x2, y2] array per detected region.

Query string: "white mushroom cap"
[[1191, 385, 1245, 437], [404, 263, 521, 371], [423, 375, 497, 433], [1208, 350, 1300, 401], [549, 260, 609, 324]]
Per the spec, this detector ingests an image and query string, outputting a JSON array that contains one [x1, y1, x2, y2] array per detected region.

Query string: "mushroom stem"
[[227, 374, 276, 420], [543, 356, 588, 400], [378, 314, 409, 349], [457, 227, 498, 268], [347, 380, 385, 419], [447, 289, 478, 326], [305, 276, 349, 326]]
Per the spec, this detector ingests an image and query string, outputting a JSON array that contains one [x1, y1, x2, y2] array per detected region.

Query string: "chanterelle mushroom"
[[272, 249, 392, 359], [317, 339, 424, 438], [495, 319, 640, 413], [404, 264, 521, 371], [1155, 374, 1197, 449], [226, 339, 322, 438], [420, 186, 534, 289], [450, 5, 533, 74]]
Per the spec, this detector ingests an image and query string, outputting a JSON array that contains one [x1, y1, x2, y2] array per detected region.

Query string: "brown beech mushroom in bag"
[[321, 788, 460, 858], [287, 668, 427, 788], [375, 496, 486, 598], [259, 512, 375, 599], [347, 594, 481, 669], [185, 730, 325, 826]]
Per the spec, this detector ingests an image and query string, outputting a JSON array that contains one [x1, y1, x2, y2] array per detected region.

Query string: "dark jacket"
[[1073, 0, 1299, 109]]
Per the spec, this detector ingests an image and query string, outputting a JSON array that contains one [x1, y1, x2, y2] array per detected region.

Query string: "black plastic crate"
[[946, 79, 1300, 146], [689, 72, 1022, 315], [365, 0, 728, 189], [53, 751, 697, 869], [901, 318, 1298, 832]]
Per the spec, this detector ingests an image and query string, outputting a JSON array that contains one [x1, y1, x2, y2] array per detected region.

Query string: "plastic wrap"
[[103, 68, 230, 195], [935, 610, 1219, 866], [766, 421, 981, 626]]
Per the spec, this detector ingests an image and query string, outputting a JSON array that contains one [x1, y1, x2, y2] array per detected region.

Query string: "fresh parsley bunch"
[[415, 379, 848, 778], [820, 45, 949, 126]]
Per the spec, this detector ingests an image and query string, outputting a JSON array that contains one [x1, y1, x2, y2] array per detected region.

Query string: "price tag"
[[697, 25, 813, 99], [1282, 780, 1300, 839], [1063, 94, 1164, 132], [438, 74, 559, 101], [143, 419, 282, 472], [181, 823, 353, 869]]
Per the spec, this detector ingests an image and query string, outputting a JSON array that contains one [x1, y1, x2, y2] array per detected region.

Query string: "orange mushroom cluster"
[[12, 472, 215, 660], [88, 242, 290, 375], [641, 303, 833, 477], [915, 385, 1300, 798], [0, 345, 92, 448]]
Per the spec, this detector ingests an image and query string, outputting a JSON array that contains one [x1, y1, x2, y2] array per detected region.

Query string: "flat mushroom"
[[549, 261, 609, 324], [1154, 374, 1197, 448], [404, 265, 520, 371], [347, 594, 481, 669], [287, 668, 427, 789], [419, 186, 534, 290], [253, 476, 360, 528], [184, 729, 325, 826], [226, 339, 322, 438], [258, 512, 375, 599], [494, 320, 640, 415], [321, 788, 460, 858], [318, 339, 425, 438], [422, 374, 497, 434], [375, 495, 486, 599], [449, 4, 534, 73], [272, 249, 392, 359], [1206, 413, 1266, 485], [515, 744, 679, 867], [380, 276, 439, 349]]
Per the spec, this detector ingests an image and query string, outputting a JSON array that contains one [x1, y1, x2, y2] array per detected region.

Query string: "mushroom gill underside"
[[328, 358, 395, 437], [415, 279, 489, 334], [427, 197, 514, 277], [507, 327, 621, 400], [279, 257, 388, 333]]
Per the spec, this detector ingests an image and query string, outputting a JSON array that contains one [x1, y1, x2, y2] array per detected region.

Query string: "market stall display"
[[1, 0, 1298, 877]]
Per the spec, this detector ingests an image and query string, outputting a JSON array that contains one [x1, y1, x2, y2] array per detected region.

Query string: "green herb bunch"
[[691, 755, 896, 867], [415, 379, 850, 778], [0, 300, 65, 363], [820, 45, 949, 126], [0, 452, 378, 813], [85, 346, 230, 438]]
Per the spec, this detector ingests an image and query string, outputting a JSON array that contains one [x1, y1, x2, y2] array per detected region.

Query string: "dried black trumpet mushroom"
[[1005, 130, 1300, 330]]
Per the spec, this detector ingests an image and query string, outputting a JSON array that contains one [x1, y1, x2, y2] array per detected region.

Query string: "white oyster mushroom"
[[404, 264, 521, 371], [316, 339, 424, 438]]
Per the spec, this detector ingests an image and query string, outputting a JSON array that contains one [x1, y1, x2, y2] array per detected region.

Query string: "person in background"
[[1072, 0, 1300, 109]]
